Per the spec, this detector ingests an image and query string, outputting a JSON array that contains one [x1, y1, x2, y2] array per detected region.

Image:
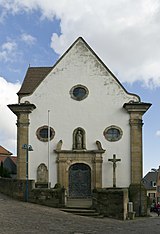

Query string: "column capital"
[[123, 102, 151, 115], [8, 102, 36, 116]]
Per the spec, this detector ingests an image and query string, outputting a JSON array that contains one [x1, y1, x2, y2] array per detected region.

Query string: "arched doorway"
[[69, 163, 91, 198]]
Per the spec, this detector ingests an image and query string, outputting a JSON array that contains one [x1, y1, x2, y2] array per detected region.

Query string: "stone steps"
[[62, 198, 103, 218], [66, 198, 92, 208], [61, 208, 102, 218]]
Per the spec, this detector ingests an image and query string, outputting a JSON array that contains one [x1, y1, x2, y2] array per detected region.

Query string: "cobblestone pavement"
[[0, 193, 160, 234]]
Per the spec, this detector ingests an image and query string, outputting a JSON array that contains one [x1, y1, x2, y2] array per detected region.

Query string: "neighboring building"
[[0, 145, 17, 177], [156, 167, 160, 203], [143, 167, 160, 204], [143, 171, 157, 203], [8, 37, 151, 203]]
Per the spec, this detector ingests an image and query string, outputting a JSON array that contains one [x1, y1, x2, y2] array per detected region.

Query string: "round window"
[[70, 84, 89, 101], [36, 125, 55, 142], [103, 126, 122, 142]]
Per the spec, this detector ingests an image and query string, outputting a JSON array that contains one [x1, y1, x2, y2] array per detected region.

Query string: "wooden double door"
[[69, 163, 91, 198]]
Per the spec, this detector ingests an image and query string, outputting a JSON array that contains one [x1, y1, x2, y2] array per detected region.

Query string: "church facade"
[[9, 37, 151, 200]]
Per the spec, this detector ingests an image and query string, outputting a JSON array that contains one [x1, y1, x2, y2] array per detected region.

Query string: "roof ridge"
[[17, 37, 140, 101], [28, 66, 53, 68]]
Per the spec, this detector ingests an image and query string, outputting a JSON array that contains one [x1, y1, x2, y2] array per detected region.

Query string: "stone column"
[[124, 102, 151, 216], [8, 103, 36, 179], [93, 154, 103, 188], [56, 155, 67, 188], [123, 102, 151, 184]]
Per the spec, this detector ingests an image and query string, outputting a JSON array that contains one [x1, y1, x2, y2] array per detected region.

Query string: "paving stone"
[[0, 192, 160, 234]]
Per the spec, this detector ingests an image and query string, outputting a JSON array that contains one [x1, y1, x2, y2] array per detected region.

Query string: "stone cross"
[[108, 154, 121, 188]]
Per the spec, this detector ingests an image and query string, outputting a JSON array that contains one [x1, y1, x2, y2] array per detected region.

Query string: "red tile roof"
[[0, 146, 17, 165], [0, 145, 12, 156], [0, 156, 17, 164]]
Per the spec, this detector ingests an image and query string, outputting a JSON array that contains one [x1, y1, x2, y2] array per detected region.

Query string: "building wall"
[[21, 39, 139, 188]]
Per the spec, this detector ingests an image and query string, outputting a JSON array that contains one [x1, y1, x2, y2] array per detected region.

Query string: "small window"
[[104, 126, 122, 142], [36, 125, 55, 142], [149, 193, 156, 198], [151, 181, 157, 187], [70, 84, 89, 101]]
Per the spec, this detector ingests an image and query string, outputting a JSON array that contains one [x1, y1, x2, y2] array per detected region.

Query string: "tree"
[[0, 161, 11, 178]]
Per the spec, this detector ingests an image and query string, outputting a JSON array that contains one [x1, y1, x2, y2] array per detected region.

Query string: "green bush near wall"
[[0, 162, 11, 178]]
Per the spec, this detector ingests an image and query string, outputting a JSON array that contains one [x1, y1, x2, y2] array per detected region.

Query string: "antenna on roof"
[[28, 64, 30, 67]]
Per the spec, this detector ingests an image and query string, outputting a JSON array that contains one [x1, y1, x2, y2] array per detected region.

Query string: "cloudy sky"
[[0, 0, 160, 175]]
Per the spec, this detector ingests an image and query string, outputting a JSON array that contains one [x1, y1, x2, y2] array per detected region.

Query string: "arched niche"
[[73, 127, 86, 150]]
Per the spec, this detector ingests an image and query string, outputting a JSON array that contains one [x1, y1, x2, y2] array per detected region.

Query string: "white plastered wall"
[[21, 39, 139, 188]]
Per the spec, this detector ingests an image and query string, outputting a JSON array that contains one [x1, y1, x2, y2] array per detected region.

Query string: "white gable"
[[21, 37, 139, 104]]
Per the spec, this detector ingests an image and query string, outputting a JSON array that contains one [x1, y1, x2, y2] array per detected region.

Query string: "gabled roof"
[[17, 37, 140, 101], [143, 172, 157, 190], [18, 67, 52, 96], [0, 145, 12, 156]]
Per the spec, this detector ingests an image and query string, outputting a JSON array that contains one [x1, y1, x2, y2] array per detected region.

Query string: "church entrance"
[[69, 163, 91, 198]]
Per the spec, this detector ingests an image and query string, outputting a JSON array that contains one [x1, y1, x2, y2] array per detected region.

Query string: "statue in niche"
[[73, 128, 86, 150], [76, 130, 83, 149]]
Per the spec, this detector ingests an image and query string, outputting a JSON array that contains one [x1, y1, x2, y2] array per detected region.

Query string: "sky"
[[0, 0, 160, 175]]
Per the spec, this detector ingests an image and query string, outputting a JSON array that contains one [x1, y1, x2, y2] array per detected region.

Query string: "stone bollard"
[[128, 202, 136, 220]]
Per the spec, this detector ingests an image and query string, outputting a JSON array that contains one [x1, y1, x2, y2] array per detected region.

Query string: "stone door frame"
[[55, 149, 104, 197]]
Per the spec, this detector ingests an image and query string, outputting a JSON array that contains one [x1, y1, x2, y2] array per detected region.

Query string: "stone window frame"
[[36, 125, 55, 142], [70, 84, 89, 101], [103, 125, 123, 142]]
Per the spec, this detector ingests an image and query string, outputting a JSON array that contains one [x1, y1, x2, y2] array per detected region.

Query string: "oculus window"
[[104, 126, 122, 142], [36, 125, 55, 142], [70, 84, 89, 101]]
